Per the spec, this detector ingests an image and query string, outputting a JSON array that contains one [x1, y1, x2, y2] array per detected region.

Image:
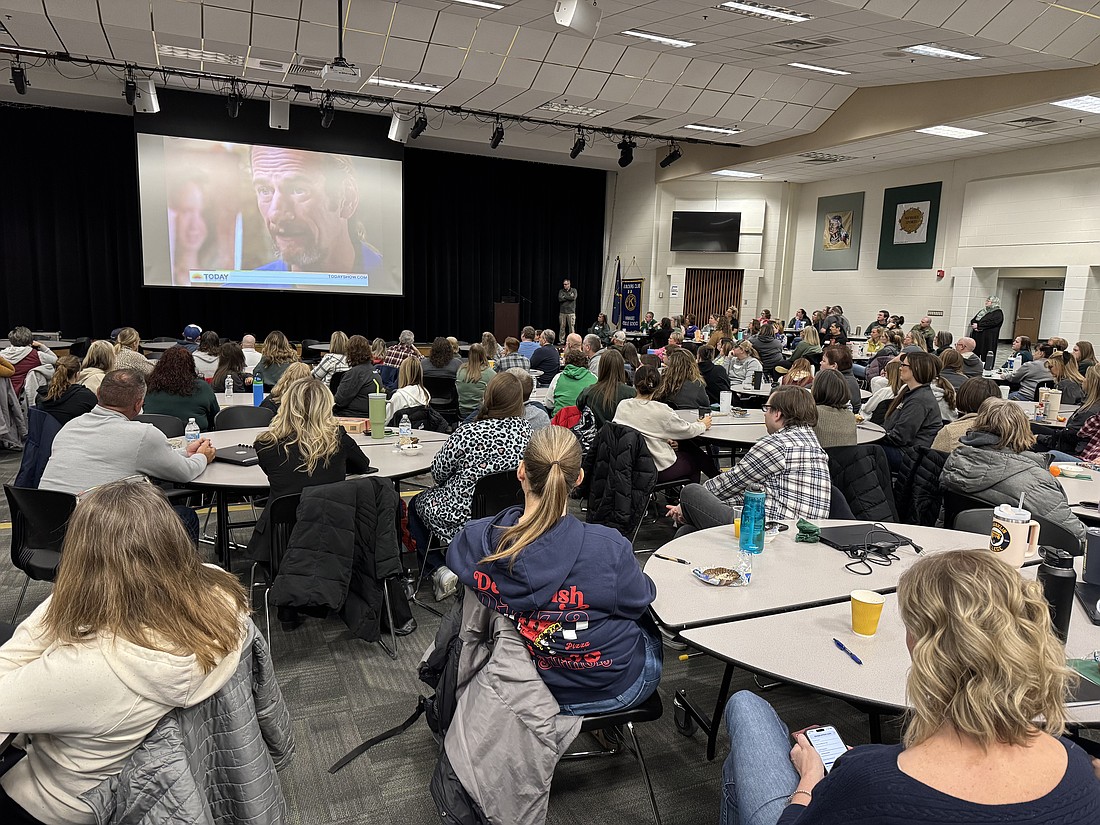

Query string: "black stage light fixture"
[[659, 142, 682, 168], [489, 119, 505, 149], [123, 66, 136, 105], [320, 94, 335, 128], [226, 82, 242, 118], [410, 108, 428, 139], [617, 137, 636, 168], [10, 63, 27, 95], [569, 130, 586, 159]]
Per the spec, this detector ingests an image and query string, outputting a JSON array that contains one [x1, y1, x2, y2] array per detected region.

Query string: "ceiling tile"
[[630, 79, 671, 108], [380, 37, 429, 72], [497, 55, 541, 87], [545, 33, 591, 67], [708, 64, 751, 93], [507, 26, 554, 60], [152, 0, 202, 38], [422, 43, 467, 76], [434, 12, 479, 47], [347, 1, 397, 35], [470, 20, 518, 54], [252, 15, 299, 52], [342, 30, 386, 64], [531, 62, 574, 93], [716, 94, 756, 121], [580, 41, 628, 72], [646, 51, 690, 83], [975, 0, 1044, 43], [600, 74, 643, 103], [460, 49, 506, 81], [689, 89, 731, 116], [389, 4, 438, 40], [565, 68, 610, 99], [614, 46, 660, 78]]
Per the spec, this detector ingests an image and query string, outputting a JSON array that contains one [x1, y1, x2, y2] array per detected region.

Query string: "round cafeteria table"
[[0, 339, 73, 351], [190, 426, 448, 566], [141, 340, 183, 352], [307, 342, 331, 353], [1013, 400, 1078, 428], [730, 384, 872, 401], [675, 409, 884, 446]]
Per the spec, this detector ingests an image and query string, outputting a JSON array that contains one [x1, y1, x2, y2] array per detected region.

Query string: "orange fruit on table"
[[1050, 465, 1062, 477]]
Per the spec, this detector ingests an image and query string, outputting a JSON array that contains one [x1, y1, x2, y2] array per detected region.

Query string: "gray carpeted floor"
[[0, 447, 893, 825]]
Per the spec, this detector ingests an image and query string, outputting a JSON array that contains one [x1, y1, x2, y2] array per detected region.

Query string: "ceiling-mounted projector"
[[554, 0, 601, 38], [322, 58, 361, 84]]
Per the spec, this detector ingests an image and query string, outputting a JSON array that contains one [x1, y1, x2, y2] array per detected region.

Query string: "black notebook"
[[214, 445, 259, 466]]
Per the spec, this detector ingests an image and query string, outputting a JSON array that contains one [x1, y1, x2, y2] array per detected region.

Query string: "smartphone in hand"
[[803, 726, 847, 774]]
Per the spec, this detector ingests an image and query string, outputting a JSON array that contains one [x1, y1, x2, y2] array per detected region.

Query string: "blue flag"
[[611, 258, 622, 326]]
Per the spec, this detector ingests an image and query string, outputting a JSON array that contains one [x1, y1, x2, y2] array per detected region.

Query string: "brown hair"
[[260, 330, 298, 365], [44, 355, 83, 402], [329, 330, 349, 356], [956, 377, 1002, 415], [504, 336, 520, 353], [589, 347, 628, 413], [767, 385, 817, 428], [477, 371, 525, 421], [398, 356, 424, 391], [886, 351, 937, 419], [429, 337, 454, 368], [213, 342, 246, 391], [811, 369, 850, 409], [633, 364, 662, 396], [346, 335, 372, 367], [939, 348, 964, 372], [43, 481, 248, 672], [460, 343, 490, 383], [656, 347, 703, 403], [822, 345, 851, 372], [564, 348, 588, 369]]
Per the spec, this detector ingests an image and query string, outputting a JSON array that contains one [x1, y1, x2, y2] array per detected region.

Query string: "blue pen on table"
[[832, 638, 863, 666]]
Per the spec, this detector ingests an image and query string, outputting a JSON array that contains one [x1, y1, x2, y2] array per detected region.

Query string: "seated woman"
[[727, 341, 763, 387], [1075, 340, 1096, 371], [260, 362, 311, 413], [333, 335, 384, 418], [1056, 363, 1100, 457], [780, 358, 814, 388], [370, 337, 387, 369], [649, 317, 673, 351], [142, 345, 220, 430], [819, 345, 862, 414], [933, 329, 954, 357], [421, 336, 462, 381], [696, 346, 731, 404], [880, 351, 944, 472], [613, 365, 717, 484], [191, 330, 222, 379], [549, 349, 597, 415], [748, 324, 784, 374], [864, 331, 902, 380], [589, 313, 612, 346], [456, 343, 496, 418], [76, 340, 116, 395], [655, 348, 710, 410], [447, 426, 660, 716], [787, 327, 822, 366], [941, 399, 1086, 546], [0, 481, 249, 825], [937, 347, 968, 390], [409, 372, 532, 599], [719, 549, 1098, 825], [931, 377, 1002, 452], [255, 330, 299, 389], [811, 369, 856, 448], [212, 341, 251, 393], [112, 328, 153, 375], [35, 356, 97, 425], [311, 331, 350, 385], [708, 316, 734, 350], [901, 329, 927, 354], [1003, 335, 1033, 368], [862, 361, 901, 426], [1047, 350, 1086, 406], [481, 331, 504, 362], [387, 356, 431, 422], [864, 326, 884, 355], [576, 348, 635, 428]]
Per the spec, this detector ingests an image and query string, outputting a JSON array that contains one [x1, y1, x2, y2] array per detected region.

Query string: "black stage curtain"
[[0, 100, 605, 344]]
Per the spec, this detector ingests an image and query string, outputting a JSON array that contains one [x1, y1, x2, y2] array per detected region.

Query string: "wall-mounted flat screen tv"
[[670, 211, 741, 252]]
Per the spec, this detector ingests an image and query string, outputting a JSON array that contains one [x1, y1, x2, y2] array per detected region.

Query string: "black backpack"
[[387, 403, 453, 435]]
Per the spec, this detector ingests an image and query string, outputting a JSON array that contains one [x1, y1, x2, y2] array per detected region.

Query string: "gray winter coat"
[[445, 592, 582, 825], [939, 430, 1086, 546], [82, 622, 294, 825]]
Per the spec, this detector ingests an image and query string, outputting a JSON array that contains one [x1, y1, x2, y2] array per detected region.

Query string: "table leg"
[[215, 492, 231, 569], [673, 662, 735, 762]]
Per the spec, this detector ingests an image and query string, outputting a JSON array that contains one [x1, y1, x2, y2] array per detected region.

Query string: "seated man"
[[181, 324, 202, 353], [240, 333, 262, 370], [517, 326, 540, 360], [2, 326, 57, 397], [39, 369, 215, 540], [666, 386, 830, 534], [954, 337, 985, 378], [494, 336, 530, 372], [529, 329, 561, 386], [381, 329, 420, 390], [583, 334, 603, 376], [564, 332, 584, 354]]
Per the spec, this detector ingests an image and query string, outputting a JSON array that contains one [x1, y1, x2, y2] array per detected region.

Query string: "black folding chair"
[[4, 485, 77, 622]]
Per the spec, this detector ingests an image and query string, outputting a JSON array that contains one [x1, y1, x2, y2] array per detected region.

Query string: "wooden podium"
[[494, 301, 519, 343]]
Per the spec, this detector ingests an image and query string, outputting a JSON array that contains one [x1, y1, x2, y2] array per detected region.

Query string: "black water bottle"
[[1038, 546, 1076, 643], [985, 350, 995, 371]]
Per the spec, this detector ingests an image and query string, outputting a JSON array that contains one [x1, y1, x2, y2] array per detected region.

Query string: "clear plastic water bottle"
[[252, 366, 264, 407], [184, 418, 200, 445], [739, 485, 767, 555], [733, 547, 752, 587], [399, 414, 412, 439], [224, 375, 234, 404]]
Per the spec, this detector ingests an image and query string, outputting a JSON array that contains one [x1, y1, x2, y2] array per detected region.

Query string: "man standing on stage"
[[558, 279, 578, 342]]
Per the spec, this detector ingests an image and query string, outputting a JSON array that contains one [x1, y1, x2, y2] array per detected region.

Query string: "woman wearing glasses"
[[880, 351, 944, 472]]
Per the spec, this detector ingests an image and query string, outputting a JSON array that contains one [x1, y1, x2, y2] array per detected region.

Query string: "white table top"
[[216, 391, 266, 407], [1057, 470, 1100, 506], [732, 384, 872, 401], [646, 520, 986, 630], [188, 426, 447, 489], [673, 409, 884, 446], [141, 340, 184, 351], [681, 561, 1100, 724], [0, 339, 74, 349]]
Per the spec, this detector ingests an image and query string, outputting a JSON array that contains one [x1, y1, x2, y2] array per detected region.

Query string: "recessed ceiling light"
[[716, 2, 812, 23], [915, 125, 986, 139], [787, 62, 850, 76], [902, 44, 982, 61], [451, 0, 505, 7], [538, 102, 608, 117], [685, 123, 741, 135], [621, 30, 696, 48], [713, 169, 761, 177], [1051, 95, 1100, 114], [366, 77, 442, 92]]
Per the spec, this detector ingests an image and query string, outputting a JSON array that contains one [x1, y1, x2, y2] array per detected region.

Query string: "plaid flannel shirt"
[[382, 343, 420, 369], [494, 352, 531, 372], [703, 425, 830, 521]]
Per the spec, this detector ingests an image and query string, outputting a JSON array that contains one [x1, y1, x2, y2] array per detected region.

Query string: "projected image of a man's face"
[[250, 146, 358, 272]]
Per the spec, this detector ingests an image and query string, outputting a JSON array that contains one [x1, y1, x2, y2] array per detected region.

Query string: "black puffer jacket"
[[580, 423, 658, 537], [271, 476, 401, 642], [826, 444, 897, 522], [894, 446, 949, 526]]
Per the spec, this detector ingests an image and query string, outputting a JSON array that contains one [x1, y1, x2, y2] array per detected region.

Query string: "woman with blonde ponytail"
[[112, 327, 154, 375], [447, 426, 661, 715]]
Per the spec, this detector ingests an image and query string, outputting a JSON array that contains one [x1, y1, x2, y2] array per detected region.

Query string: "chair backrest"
[[952, 507, 994, 537], [4, 484, 77, 566], [136, 413, 185, 438], [1034, 512, 1085, 557], [471, 470, 524, 520], [423, 375, 459, 419], [828, 484, 855, 519], [266, 493, 301, 573], [214, 406, 275, 431], [1033, 380, 1055, 402], [942, 491, 992, 529], [330, 371, 344, 394], [68, 337, 91, 359]]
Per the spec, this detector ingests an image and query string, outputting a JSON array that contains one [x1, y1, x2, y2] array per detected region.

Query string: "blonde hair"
[[261, 330, 298, 365], [43, 481, 247, 673], [898, 549, 1073, 748], [884, 360, 903, 394], [371, 337, 386, 361], [482, 427, 579, 568], [329, 331, 349, 356], [1047, 351, 1084, 387], [268, 361, 312, 402], [257, 378, 342, 474], [799, 327, 820, 347], [398, 355, 425, 391], [460, 343, 489, 383], [971, 398, 1036, 453], [82, 339, 116, 373], [735, 341, 757, 359], [114, 327, 141, 353], [1082, 363, 1100, 409]]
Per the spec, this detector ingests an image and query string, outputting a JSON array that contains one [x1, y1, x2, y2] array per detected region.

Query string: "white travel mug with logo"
[[990, 504, 1040, 568], [719, 391, 732, 415], [1045, 389, 1062, 422]]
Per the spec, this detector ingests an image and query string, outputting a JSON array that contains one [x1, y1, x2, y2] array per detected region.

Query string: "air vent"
[[624, 114, 663, 125], [1007, 116, 1056, 127], [157, 45, 244, 65], [247, 57, 291, 73], [287, 63, 322, 77], [798, 152, 856, 164]]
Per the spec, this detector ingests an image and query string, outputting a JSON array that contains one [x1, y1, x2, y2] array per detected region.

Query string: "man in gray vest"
[[558, 279, 577, 342]]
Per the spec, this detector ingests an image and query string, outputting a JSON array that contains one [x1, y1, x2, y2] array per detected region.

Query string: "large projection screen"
[[136, 134, 402, 295]]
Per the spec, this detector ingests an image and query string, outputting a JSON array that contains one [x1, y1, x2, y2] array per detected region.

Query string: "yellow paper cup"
[[734, 518, 741, 537], [851, 590, 886, 638]]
